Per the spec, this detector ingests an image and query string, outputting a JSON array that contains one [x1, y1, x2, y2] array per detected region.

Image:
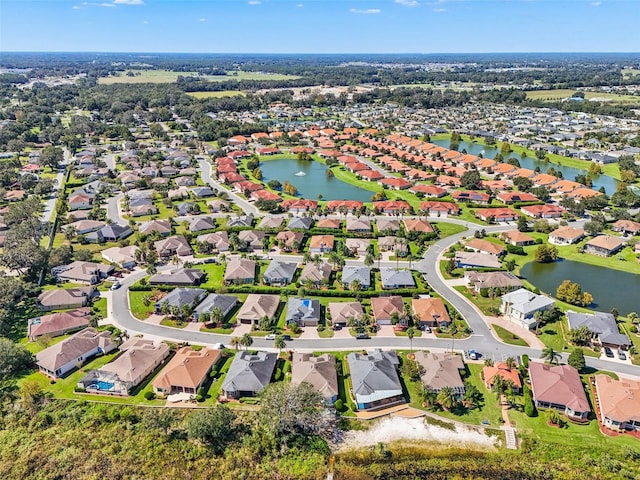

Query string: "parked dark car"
[[604, 347, 614, 358], [356, 333, 370, 340]]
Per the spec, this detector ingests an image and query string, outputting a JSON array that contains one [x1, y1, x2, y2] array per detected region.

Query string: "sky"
[[1, 0, 639, 54]]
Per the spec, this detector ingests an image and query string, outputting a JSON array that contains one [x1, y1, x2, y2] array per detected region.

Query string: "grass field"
[[99, 69, 299, 85], [129, 291, 153, 320], [622, 68, 640, 79], [492, 324, 528, 347], [526, 89, 640, 105], [186, 91, 246, 98]]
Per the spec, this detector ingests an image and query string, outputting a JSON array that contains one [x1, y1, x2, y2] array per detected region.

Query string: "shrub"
[[282, 362, 291, 374], [274, 368, 282, 381], [139, 278, 147, 286], [209, 367, 218, 378], [521, 354, 530, 368], [196, 394, 204, 402], [74, 386, 86, 393], [630, 326, 638, 334], [197, 387, 206, 398], [144, 391, 156, 401], [334, 399, 344, 411], [523, 386, 536, 417], [348, 401, 356, 412]]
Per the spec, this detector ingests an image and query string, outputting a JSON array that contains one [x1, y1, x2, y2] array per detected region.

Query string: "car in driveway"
[[265, 333, 276, 340], [110, 282, 121, 291], [604, 347, 614, 358], [355, 333, 370, 340], [618, 349, 627, 361]]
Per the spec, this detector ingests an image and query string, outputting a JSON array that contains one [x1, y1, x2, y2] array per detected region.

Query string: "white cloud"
[[590, 1, 601, 6], [248, 0, 261, 4], [349, 8, 382, 14], [297, 3, 304, 7], [395, 0, 419, 7], [80, 2, 116, 7], [199, 17, 207, 22], [143, 20, 149, 24], [72, 5, 81, 9], [113, 0, 144, 4], [433, 7, 447, 12]]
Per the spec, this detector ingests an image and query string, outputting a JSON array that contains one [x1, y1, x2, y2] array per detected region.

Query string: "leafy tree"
[[534, 244, 558, 263], [39, 145, 63, 171], [0, 338, 34, 379], [230, 336, 242, 350], [258, 382, 330, 445], [187, 405, 235, 454], [523, 385, 537, 417], [556, 280, 593, 307], [567, 348, 586, 372], [513, 176, 534, 192], [462, 382, 483, 409], [583, 220, 604, 236], [460, 169, 481, 190], [267, 179, 282, 190], [399, 356, 422, 382], [517, 215, 529, 232]]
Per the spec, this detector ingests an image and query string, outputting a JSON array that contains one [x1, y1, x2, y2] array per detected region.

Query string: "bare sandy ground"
[[337, 417, 497, 452]]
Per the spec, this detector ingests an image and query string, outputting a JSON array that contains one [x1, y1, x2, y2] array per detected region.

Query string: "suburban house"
[[612, 219, 640, 237], [28, 308, 91, 341], [193, 294, 238, 322], [475, 208, 520, 223], [68, 192, 93, 211], [380, 268, 415, 289], [298, 262, 333, 287], [376, 218, 400, 233], [414, 352, 466, 398], [262, 261, 298, 286], [548, 226, 585, 246], [154, 288, 207, 315], [36, 328, 116, 379], [275, 230, 304, 252], [345, 238, 371, 256], [529, 362, 590, 421], [291, 353, 339, 404], [341, 266, 371, 290], [139, 219, 172, 237], [496, 191, 539, 204], [500, 230, 535, 247], [520, 204, 565, 219], [500, 288, 555, 329], [464, 238, 505, 256], [420, 201, 460, 216], [221, 351, 278, 398], [455, 252, 502, 269], [235, 294, 280, 325], [153, 347, 222, 396], [412, 297, 451, 328], [378, 236, 408, 256], [316, 218, 342, 230], [65, 220, 105, 235], [566, 310, 631, 350], [345, 217, 371, 233], [288, 216, 313, 230], [197, 231, 230, 253], [594, 375, 640, 432], [154, 235, 193, 259], [403, 218, 434, 233], [188, 217, 216, 233], [465, 271, 523, 293], [238, 230, 266, 251], [224, 258, 256, 285], [55, 261, 114, 285], [371, 296, 404, 325], [309, 235, 335, 254], [148, 267, 205, 286], [327, 301, 364, 327], [285, 298, 321, 327], [347, 350, 405, 411], [77, 340, 170, 396], [37, 286, 95, 311], [257, 216, 285, 229], [101, 245, 139, 269], [86, 224, 133, 243], [227, 214, 254, 228], [483, 362, 522, 393], [583, 235, 625, 257]]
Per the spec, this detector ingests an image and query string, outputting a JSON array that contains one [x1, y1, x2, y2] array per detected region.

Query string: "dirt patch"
[[336, 417, 497, 452]]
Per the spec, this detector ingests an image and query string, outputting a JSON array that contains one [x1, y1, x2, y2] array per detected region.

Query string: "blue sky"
[[1, 0, 638, 53]]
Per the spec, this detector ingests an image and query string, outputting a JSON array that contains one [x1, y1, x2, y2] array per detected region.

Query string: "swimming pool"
[[89, 381, 115, 391]]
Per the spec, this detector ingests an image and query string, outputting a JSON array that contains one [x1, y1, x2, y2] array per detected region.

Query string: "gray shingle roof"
[[347, 350, 402, 404], [263, 261, 298, 283], [380, 268, 415, 289], [155, 288, 206, 310], [567, 310, 630, 347], [342, 266, 370, 288], [285, 298, 321, 325], [222, 351, 278, 395]]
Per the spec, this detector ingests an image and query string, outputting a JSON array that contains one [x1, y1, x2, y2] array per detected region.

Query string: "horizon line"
[[2, 51, 640, 56]]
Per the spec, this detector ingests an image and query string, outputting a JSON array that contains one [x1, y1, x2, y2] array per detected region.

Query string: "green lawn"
[[194, 263, 225, 289], [186, 91, 246, 98], [99, 70, 300, 85], [434, 222, 467, 239], [430, 364, 505, 427], [93, 297, 108, 319], [160, 318, 188, 329], [526, 88, 640, 106], [454, 285, 500, 316], [23, 334, 72, 355], [129, 291, 153, 320], [492, 324, 528, 347], [205, 352, 235, 405], [18, 353, 166, 406]]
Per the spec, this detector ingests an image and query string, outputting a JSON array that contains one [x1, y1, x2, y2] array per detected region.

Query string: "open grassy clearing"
[[186, 90, 246, 98], [526, 89, 640, 105], [492, 324, 528, 347], [99, 69, 300, 85]]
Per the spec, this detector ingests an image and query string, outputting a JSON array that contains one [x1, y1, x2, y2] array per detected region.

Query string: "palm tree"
[[436, 386, 458, 411], [364, 252, 374, 268], [406, 327, 416, 355], [302, 252, 312, 264], [311, 254, 322, 266], [542, 346, 561, 365], [491, 375, 505, 400], [504, 356, 517, 370], [422, 389, 438, 408], [230, 336, 242, 351], [274, 335, 287, 353], [240, 333, 253, 351], [210, 306, 224, 326]]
